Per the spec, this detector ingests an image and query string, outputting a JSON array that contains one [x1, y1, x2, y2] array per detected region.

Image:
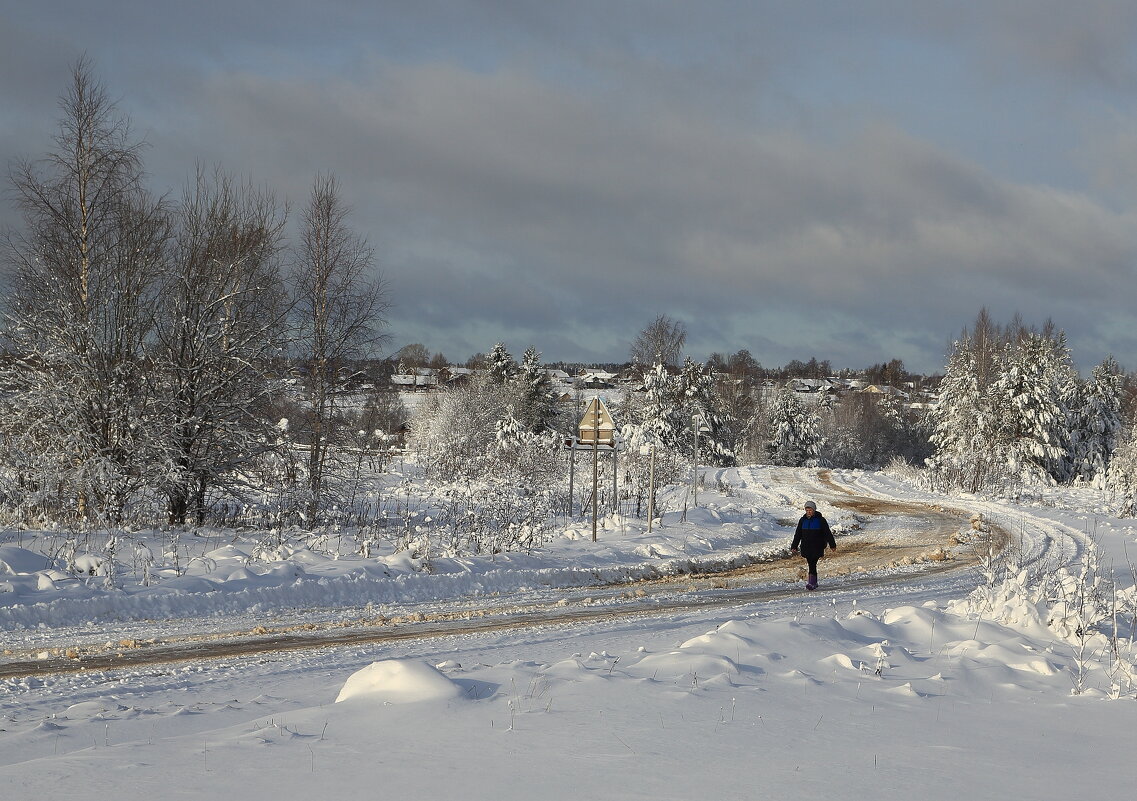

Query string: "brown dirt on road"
[[705, 469, 1010, 588], [0, 470, 1006, 680]]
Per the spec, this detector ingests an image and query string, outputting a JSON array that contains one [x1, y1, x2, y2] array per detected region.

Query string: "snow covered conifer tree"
[[766, 385, 821, 466], [615, 359, 711, 513], [1107, 421, 1137, 517], [679, 357, 734, 465], [991, 333, 1069, 485], [927, 339, 981, 489], [494, 405, 529, 453], [516, 346, 556, 432], [487, 342, 518, 384], [1071, 356, 1124, 488], [929, 320, 1078, 493], [1042, 330, 1080, 482], [636, 361, 683, 447]]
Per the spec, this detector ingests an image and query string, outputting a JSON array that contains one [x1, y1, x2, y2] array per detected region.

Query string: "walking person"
[[790, 500, 837, 590]]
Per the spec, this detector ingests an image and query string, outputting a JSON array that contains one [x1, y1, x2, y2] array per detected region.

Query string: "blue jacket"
[[791, 512, 836, 558]]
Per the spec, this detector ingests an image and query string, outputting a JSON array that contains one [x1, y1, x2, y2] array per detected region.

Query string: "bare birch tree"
[[2, 57, 168, 524], [150, 166, 289, 524], [288, 174, 388, 522], [630, 314, 687, 369]]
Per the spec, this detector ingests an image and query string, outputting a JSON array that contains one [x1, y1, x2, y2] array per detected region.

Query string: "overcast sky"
[[3, 1, 1137, 374]]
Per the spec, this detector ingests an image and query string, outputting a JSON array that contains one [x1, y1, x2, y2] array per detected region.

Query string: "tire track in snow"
[[825, 468, 1087, 583]]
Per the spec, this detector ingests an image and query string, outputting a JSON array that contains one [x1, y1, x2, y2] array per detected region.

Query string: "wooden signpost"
[[577, 396, 615, 542]]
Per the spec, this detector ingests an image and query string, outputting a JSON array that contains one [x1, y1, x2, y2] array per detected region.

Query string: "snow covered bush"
[[882, 455, 925, 486], [817, 393, 925, 469], [617, 423, 688, 519], [403, 356, 569, 557], [410, 348, 564, 483], [430, 476, 558, 556]]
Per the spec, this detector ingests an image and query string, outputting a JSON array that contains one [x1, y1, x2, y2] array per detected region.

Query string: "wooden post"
[[647, 442, 656, 532], [591, 399, 599, 542], [611, 444, 617, 518], [692, 415, 699, 507], [568, 437, 576, 518]]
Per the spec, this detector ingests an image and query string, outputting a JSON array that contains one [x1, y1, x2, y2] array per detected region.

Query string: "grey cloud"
[[140, 58, 1137, 370], [6, 3, 1137, 373], [980, 0, 1137, 89]]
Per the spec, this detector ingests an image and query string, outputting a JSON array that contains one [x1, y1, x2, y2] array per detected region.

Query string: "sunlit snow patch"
[[819, 653, 859, 670], [335, 659, 462, 704], [630, 650, 740, 681]]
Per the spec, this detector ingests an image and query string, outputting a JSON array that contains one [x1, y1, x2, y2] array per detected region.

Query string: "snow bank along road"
[[1, 467, 1081, 680]]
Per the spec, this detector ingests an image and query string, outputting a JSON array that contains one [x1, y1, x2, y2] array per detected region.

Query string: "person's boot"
[[806, 573, 818, 590]]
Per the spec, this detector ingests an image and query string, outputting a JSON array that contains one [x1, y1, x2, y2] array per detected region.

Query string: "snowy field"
[[3, 466, 1137, 800]]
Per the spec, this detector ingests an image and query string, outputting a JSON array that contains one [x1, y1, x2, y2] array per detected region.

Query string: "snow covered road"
[[2, 467, 1033, 678]]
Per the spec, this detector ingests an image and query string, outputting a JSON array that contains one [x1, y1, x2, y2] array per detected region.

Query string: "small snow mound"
[[819, 653, 857, 670], [679, 630, 753, 652], [64, 700, 123, 719], [335, 659, 462, 704], [631, 650, 739, 680], [204, 544, 252, 561], [779, 669, 823, 686], [887, 682, 921, 697], [37, 569, 74, 590]]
